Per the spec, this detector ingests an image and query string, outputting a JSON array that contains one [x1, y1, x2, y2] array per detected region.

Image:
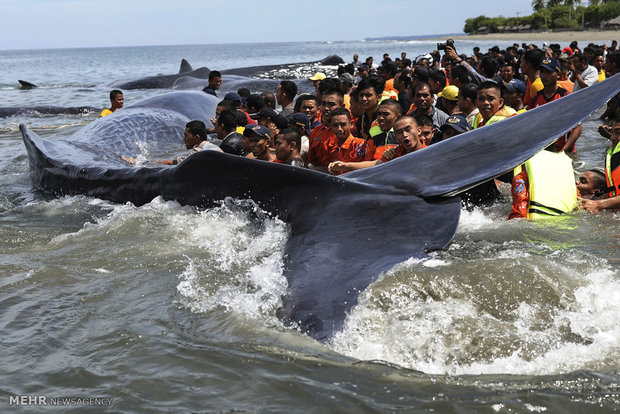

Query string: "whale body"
[[20, 77, 620, 340], [111, 55, 345, 90]]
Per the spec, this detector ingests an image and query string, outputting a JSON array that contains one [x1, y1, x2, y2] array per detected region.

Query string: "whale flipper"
[[347, 74, 620, 198]]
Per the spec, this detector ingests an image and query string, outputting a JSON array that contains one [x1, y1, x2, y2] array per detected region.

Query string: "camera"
[[437, 39, 455, 51]]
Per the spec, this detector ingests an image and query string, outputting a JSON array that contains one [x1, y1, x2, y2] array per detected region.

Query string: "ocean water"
[[1, 39, 619, 413]]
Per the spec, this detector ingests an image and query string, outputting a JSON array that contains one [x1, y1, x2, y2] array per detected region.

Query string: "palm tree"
[[532, 0, 546, 12]]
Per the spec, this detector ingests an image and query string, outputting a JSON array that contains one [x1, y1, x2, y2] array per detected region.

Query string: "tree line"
[[464, 0, 620, 34]]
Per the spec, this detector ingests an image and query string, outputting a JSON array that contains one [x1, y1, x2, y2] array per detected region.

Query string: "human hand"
[[121, 155, 136, 164], [381, 148, 397, 161], [328, 161, 348, 174], [444, 46, 459, 61], [581, 198, 601, 213], [598, 124, 612, 139]]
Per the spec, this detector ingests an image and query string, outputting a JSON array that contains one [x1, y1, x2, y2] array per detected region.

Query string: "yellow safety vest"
[[514, 151, 577, 220], [472, 106, 517, 128], [605, 141, 620, 197]]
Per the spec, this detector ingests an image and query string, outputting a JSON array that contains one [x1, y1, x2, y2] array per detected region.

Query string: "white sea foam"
[[331, 246, 620, 376], [175, 200, 289, 327]]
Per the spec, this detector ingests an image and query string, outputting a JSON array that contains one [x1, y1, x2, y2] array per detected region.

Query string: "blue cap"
[[242, 125, 272, 141], [504, 79, 526, 96], [540, 57, 560, 72], [288, 112, 311, 136], [224, 92, 242, 103], [440, 115, 471, 134]]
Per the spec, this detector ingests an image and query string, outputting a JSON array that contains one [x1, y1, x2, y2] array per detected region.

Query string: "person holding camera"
[[443, 42, 495, 85]]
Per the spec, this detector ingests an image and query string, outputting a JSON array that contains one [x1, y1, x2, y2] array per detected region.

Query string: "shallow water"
[[1, 40, 619, 412]]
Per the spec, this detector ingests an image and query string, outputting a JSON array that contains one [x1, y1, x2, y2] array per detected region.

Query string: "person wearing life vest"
[[471, 81, 517, 129], [509, 150, 578, 220], [368, 100, 401, 160], [582, 118, 620, 212], [469, 81, 515, 206], [355, 75, 384, 141]]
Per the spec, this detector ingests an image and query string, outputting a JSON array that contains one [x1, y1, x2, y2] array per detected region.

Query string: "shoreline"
[[433, 30, 620, 44]]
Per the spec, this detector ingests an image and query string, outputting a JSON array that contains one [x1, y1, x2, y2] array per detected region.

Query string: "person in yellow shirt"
[[593, 52, 606, 83], [99, 90, 123, 117]]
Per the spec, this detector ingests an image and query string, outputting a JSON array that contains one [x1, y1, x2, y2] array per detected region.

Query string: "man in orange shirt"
[[306, 88, 344, 171], [308, 108, 372, 174], [328, 115, 426, 174]]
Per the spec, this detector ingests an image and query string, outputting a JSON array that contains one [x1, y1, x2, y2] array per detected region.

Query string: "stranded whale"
[[0, 105, 98, 118], [111, 55, 345, 90], [20, 76, 620, 340]]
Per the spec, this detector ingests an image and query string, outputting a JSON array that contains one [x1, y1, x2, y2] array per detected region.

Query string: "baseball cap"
[[339, 73, 356, 85], [504, 79, 526, 96], [540, 57, 560, 72], [438, 85, 459, 101], [440, 115, 471, 134], [562, 46, 573, 57], [223, 92, 242, 106], [250, 107, 278, 120], [308, 72, 326, 81], [288, 113, 311, 136], [412, 66, 431, 82], [242, 125, 273, 141], [358, 63, 369, 71]]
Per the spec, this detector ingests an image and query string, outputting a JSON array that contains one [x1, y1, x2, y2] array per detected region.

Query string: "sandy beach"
[[437, 30, 620, 44]]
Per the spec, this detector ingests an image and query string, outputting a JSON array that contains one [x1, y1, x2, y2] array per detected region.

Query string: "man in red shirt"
[[308, 107, 372, 173]]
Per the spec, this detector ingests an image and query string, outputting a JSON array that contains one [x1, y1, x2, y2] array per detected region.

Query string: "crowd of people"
[[106, 39, 620, 216]]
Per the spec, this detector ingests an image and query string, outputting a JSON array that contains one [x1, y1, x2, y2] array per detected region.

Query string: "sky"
[[0, 0, 536, 50]]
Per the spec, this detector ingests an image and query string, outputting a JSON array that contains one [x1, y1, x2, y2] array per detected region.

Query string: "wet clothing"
[[605, 142, 620, 197], [174, 140, 222, 164], [509, 151, 577, 219], [99, 108, 113, 117]]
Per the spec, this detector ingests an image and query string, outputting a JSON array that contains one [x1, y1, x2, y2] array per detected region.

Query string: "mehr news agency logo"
[[9, 395, 112, 407]]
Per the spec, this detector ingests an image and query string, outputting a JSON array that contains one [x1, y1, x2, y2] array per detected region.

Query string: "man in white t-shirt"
[[569, 52, 598, 92]]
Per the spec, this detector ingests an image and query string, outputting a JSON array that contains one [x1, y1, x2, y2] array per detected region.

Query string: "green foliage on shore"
[[464, 0, 620, 34]]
